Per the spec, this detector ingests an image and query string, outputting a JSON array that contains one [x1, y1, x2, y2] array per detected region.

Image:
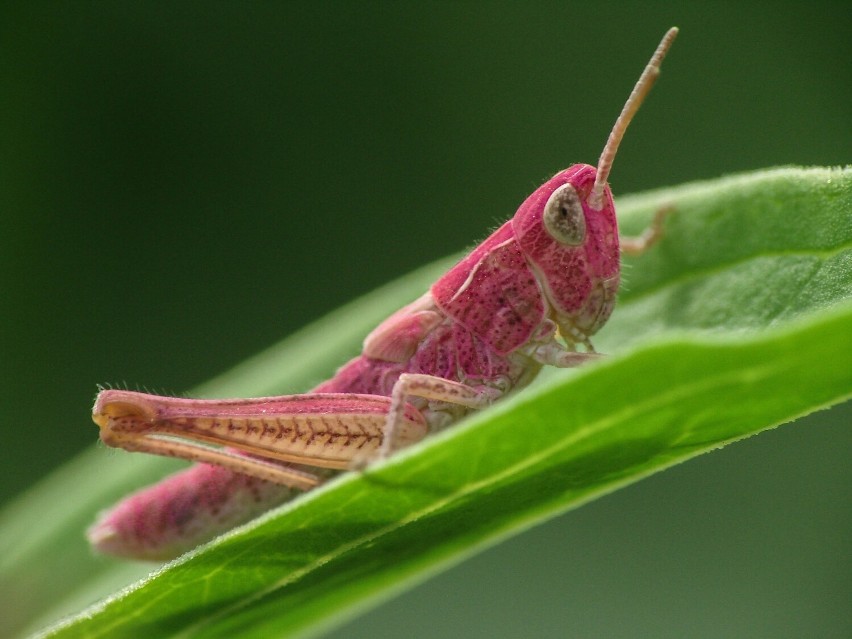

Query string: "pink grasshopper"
[[90, 28, 678, 560]]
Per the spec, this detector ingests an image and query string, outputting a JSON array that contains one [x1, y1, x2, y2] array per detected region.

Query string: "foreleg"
[[620, 205, 673, 255]]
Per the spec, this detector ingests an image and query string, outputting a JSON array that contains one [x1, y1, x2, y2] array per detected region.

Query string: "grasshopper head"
[[513, 27, 678, 347], [512, 164, 619, 346]]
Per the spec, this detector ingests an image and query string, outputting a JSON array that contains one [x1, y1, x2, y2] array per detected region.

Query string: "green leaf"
[[6, 167, 850, 638]]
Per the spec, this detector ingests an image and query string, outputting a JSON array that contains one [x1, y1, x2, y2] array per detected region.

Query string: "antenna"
[[589, 27, 679, 210]]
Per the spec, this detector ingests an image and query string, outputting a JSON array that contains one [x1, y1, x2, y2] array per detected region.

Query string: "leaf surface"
[[5, 167, 849, 638]]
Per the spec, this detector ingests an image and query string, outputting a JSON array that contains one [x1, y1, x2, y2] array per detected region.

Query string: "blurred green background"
[[1, 2, 849, 637]]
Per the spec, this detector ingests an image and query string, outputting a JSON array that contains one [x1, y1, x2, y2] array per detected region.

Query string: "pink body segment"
[[90, 28, 678, 560]]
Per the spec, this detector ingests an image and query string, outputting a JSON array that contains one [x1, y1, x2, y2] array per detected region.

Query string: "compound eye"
[[543, 183, 586, 245]]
